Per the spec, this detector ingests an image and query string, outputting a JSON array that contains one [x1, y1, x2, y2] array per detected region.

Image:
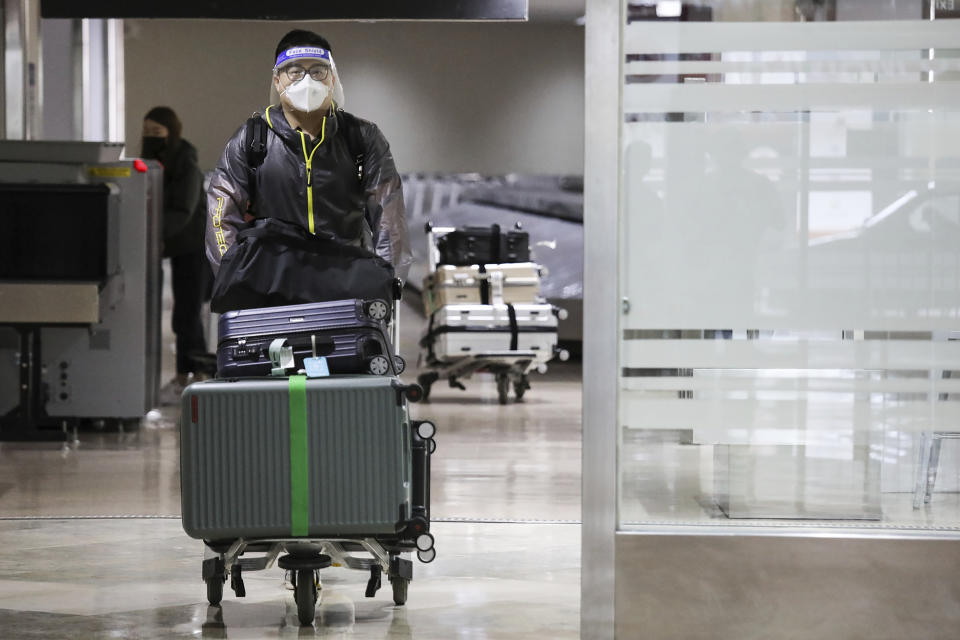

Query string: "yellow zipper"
[[298, 116, 326, 234]]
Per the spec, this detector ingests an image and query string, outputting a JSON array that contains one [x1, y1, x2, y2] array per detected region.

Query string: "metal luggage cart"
[[418, 224, 569, 404], [191, 299, 435, 626], [201, 506, 438, 626], [417, 349, 562, 404]]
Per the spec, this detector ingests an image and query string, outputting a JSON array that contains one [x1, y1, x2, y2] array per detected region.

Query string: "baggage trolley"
[[182, 298, 436, 626], [417, 349, 554, 405], [418, 224, 569, 404]]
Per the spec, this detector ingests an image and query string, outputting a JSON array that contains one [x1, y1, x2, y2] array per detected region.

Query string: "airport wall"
[[124, 20, 585, 175]]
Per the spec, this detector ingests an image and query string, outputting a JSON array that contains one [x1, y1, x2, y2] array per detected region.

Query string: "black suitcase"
[[436, 224, 530, 266], [216, 298, 402, 378]]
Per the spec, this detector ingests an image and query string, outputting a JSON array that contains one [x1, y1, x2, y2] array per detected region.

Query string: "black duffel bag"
[[210, 217, 396, 313]]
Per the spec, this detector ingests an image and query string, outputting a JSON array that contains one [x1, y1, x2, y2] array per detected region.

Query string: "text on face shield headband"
[[275, 47, 332, 69]]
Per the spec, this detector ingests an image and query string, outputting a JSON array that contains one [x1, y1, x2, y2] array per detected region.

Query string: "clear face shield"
[[270, 45, 346, 112]]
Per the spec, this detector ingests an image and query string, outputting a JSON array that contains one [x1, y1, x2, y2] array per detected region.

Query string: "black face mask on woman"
[[141, 136, 167, 160]]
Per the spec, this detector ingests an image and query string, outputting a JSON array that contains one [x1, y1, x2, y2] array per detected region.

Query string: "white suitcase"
[[484, 263, 542, 304], [424, 303, 558, 364], [422, 265, 482, 315]]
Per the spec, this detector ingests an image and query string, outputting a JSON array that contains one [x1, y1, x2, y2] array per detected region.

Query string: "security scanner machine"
[[0, 142, 162, 440]]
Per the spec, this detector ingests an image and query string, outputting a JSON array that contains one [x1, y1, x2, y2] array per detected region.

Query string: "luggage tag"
[[303, 357, 330, 378], [303, 335, 330, 378]]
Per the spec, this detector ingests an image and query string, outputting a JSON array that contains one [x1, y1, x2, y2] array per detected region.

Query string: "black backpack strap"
[[243, 112, 269, 213], [337, 109, 366, 186]]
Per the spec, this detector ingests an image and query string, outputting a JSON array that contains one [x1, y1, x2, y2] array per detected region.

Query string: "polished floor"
[[0, 519, 578, 639], [0, 288, 583, 638]]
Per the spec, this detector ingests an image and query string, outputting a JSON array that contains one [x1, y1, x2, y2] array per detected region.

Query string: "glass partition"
[[618, 8, 960, 532]]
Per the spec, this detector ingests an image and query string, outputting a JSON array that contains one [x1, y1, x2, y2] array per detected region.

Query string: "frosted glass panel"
[[618, 17, 960, 531], [624, 20, 960, 54], [625, 117, 960, 330]]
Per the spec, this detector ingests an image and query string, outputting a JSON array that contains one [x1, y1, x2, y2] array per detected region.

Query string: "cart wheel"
[[496, 374, 509, 405], [368, 355, 391, 376], [206, 574, 225, 606], [417, 373, 437, 401], [364, 299, 390, 322], [294, 568, 318, 626], [393, 355, 407, 375], [514, 376, 529, 400], [390, 576, 409, 606]]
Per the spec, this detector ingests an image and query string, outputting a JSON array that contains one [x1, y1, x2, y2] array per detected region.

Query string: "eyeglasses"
[[280, 64, 331, 83]]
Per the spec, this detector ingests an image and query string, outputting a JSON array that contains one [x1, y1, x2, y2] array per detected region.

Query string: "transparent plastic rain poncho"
[[206, 46, 412, 282]]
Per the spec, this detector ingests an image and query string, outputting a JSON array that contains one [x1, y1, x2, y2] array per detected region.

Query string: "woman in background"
[[141, 106, 208, 402]]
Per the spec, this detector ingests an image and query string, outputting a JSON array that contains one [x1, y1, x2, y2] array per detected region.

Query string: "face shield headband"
[[275, 46, 331, 68], [274, 46, 345, 107]]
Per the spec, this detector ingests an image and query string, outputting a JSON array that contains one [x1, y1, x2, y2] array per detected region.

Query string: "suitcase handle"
[[286, 334, 336, 355]]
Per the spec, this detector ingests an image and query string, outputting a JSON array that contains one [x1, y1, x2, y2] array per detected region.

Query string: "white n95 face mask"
[[281, 76, 331, 113]]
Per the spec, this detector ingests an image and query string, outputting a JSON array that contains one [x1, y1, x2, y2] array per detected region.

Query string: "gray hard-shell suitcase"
[[180, 375, 422, 540]]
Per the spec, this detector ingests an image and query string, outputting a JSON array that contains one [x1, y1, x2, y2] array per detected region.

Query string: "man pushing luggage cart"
[[180, 29, 432, 626]]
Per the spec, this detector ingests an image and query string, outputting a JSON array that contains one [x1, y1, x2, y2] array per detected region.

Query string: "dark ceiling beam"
[[40, 0, 528, 21]]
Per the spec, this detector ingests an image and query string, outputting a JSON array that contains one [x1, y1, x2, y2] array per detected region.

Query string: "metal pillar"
[[581, 0, 621, 638], [2, 0, 42, 140], [80, 17, 123, 143]]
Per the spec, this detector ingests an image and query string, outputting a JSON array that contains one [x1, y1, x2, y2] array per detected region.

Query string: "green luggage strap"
[[288, 375, 309, 536]]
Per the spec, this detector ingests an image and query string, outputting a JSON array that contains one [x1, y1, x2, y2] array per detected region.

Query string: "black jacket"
[[160, 138, 205, 257], [205, 105, 411, 282]]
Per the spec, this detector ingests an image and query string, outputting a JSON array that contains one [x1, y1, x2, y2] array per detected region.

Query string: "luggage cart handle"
[[425, 224, 457, 273], [391, 299, 400, 357], [389, 278, 402, 357]]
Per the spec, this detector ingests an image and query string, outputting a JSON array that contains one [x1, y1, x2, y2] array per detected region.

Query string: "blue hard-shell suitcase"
[[216, 298, 400, 378]]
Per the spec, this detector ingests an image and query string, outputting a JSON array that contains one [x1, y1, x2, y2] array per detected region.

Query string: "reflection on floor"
[[0, 293, 583, 637], [619, 428, 960, 530], [0, 519, 578, 639]]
